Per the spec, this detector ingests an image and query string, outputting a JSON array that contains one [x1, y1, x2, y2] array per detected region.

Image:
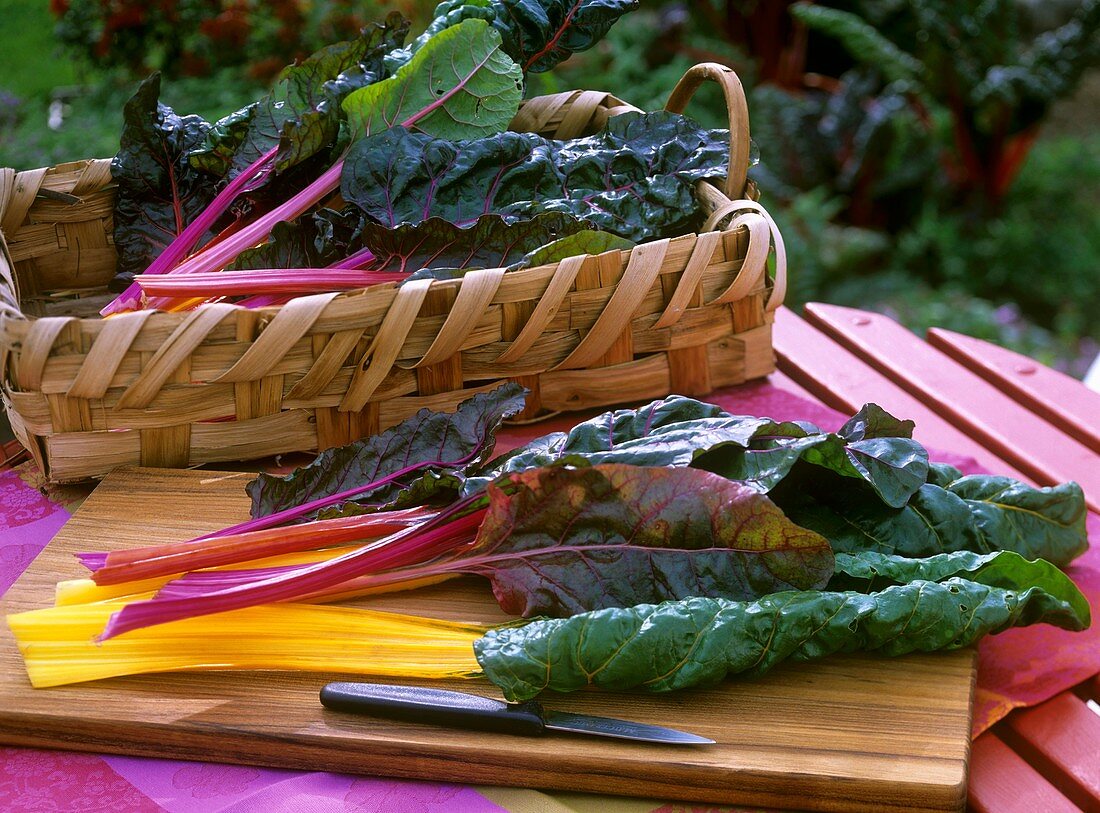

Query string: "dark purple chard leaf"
[[496, 0, 641, 72], [385, 0, 637, 74], [190, 14, 409, 181], [110, 74, 217, 282], [359, 212, 587, 277], [341, 111, 730, 242], [460, 464, 833, 616], [247, 383, 527, 520]]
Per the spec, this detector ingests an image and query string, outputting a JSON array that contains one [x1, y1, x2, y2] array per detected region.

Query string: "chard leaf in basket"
[[400, 227, 635, 282], [780, 476, 1088, 566], [191, 14, 410, 180], [342, 19, 523, 142], [360, 213, 588, 277], [386, 0, 638, 74], [522, 231, 634, 265], [247, 383, 527, 521], [475, 571, 1091, 701], [341, 110, 730, 241], [227, 208, 364, 272], [111, 74, 217, 283], [466, 464, 833, 616]]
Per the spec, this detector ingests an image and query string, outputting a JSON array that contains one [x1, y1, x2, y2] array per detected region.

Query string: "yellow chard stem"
[[9, 601, 485, 688]]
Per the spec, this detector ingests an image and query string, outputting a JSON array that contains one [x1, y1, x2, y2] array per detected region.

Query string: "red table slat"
[[928, 327, 1100, 455], [773, 308, 1029, 479], [1002, 692, 1100, 813], [968, 731, 1082, 813], [804, 303, 1100, 511]]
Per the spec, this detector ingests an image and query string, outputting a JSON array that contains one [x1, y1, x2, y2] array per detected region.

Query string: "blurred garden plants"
[[0, 0, 1097, 374]]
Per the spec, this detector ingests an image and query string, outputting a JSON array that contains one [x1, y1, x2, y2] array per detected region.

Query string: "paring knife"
[[319, 682, 714, 745]]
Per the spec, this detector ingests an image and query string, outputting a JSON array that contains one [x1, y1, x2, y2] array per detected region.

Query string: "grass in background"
[[0, 0, 79, 96]]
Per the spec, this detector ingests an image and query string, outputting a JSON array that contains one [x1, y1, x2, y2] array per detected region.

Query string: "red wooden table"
[[774, 303, 1100, 813]]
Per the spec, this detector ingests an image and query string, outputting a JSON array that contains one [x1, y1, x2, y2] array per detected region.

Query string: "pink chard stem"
[[135, 269, 407, 297], [101, 146, 281, 316], [99, 501, 486, 640]]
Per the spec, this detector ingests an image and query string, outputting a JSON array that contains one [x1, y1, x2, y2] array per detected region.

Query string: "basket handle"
[[664, 63, 751, 200]]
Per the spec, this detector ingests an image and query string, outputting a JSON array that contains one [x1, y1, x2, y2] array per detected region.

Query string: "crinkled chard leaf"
[[475, 572, 1090, 701], [780, 475, 1088, 566], [341, 111, 730, 242], [110, 74, 216, 284], [386, 0, 637, 74], [469, 399, 926, 505], [465, 395, 734, 492], [247, 384, 527, 519], [461, 464, 833, 616], [343, 19, 523, 142], [191, 15, 409, 180]]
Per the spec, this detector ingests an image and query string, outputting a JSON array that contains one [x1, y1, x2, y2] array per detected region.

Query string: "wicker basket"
[[0, 63, 786, 483]]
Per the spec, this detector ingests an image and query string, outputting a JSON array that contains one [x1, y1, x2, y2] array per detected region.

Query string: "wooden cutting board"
[[0, 467, 976, 813]]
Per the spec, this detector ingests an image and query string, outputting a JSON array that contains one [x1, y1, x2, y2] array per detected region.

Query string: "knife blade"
[[319, 682, 714, 745]]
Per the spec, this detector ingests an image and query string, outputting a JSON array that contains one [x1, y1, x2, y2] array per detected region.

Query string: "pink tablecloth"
[[2, 381, 1098, 811]]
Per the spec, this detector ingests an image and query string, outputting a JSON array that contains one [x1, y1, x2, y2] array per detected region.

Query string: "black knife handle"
[[320, 682, 547, 736]]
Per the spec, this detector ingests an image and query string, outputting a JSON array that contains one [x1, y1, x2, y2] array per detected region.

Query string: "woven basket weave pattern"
[[0, 65, 785, 482]]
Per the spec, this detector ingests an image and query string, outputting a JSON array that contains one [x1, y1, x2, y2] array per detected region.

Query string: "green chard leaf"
[[247, 384, 527, 519], [946, 475, 1089, 563], [522, 230, 635, 265], [111, 74, 216, 281], [476, 574, 1090, 701], [836, 403, 916, 441], [342, 18, 523, 142], [341, 111, 731, 241], [779, 476, 1088, 566], [192, 14, 410, 180], [463, 464, 833, 616], [830, 549, 1092, 624], [696, 403, 928, 508], [386, 0, 638, 74]]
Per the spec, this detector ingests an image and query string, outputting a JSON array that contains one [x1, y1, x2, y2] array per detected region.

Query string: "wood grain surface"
[[0, 467, 977, 812]]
